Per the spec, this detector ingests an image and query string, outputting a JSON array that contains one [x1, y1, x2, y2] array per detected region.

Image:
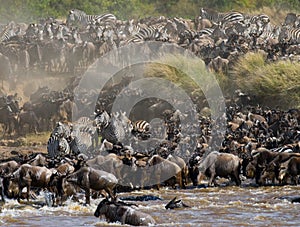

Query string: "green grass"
[[232, 52, 300, 108], [24, 131, 51, 146], [142, 54, 227, 102]]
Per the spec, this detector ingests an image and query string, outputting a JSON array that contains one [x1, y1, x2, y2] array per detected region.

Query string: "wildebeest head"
[[94, 198, 109, 217]]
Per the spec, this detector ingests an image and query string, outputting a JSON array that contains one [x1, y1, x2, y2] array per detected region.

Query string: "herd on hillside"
[[0, 7, 300, 226], [0, 8, 299, 79]]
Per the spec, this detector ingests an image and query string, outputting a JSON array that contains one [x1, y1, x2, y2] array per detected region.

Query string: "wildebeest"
[[9, 164, 54, 202], [166, 154, 188, 188], [147, 154, 183, 189], [17, 110, 40, 135], [66, 166, 118, 204], [279, 156, 300, 185], [165, 196, 190, 209], [0, 160, 20, 175], [94, 198, 156, 226], [199, 151, 242, 186], [246, 148, 300, 185]]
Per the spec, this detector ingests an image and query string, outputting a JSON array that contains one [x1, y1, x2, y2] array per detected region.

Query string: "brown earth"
[[0, 145, 47, 160], [0, 71, 69, 161]]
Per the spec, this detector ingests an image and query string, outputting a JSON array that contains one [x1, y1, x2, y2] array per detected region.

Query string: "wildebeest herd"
[[0, 7, 300, 226]]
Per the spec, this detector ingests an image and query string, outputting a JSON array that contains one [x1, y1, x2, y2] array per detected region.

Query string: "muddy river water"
[[1, 184, 300, 227]]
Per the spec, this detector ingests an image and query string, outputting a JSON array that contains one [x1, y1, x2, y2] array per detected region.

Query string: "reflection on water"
[[1, 185, 300, 226]]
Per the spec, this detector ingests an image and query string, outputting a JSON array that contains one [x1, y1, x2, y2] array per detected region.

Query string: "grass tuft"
[[232, 52, 300, 108]]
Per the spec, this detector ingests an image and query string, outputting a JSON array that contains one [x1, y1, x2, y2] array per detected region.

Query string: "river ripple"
[[1, 185, 300, 226]]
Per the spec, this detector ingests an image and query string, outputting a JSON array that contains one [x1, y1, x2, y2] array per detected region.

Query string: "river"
[[1, 184, 300, 226]]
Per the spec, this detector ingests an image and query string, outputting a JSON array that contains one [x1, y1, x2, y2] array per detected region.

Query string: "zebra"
[[197, 28, 214, 37], [94, 110, 126, 145], [131, 120, 151, 140], [199, 8, 244, 28], [67, 9, 116, 27], [51, 121, 72, 139], [47, 135, 70, 158], [125, 24, 168, 43], [279, 26, 300, 44], [0, 21, 16, 43], [244, 14, 270, 26], [48, 121, 82, 157], [73, 116, 99, 149]]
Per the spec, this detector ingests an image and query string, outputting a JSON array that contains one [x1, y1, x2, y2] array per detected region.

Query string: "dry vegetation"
[[232, 52, 300, 108]]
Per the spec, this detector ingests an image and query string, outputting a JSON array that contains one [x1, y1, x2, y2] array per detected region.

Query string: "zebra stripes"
[[67, 9, 116, 27], [132, 120, 150, 134], [279, 26, 300, 44], [131, 119, 151, 140], [47, 135, 70, 158], [200, 8, 244, 27], [0, 22, 16, 43], [47, 121, 84, 158], [245, 14, 270, 26], [125, 24, 168, 43], [94, 110, 126, 144]]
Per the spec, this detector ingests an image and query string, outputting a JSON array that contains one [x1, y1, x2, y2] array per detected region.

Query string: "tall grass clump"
[[232, 52, 300, 108], [143, 54, 228, 107]]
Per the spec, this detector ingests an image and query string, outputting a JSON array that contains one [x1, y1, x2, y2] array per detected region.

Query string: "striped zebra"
[[67, 9, 116, 27], [48, 121, 83, 157], [244, 14, 270, 26], [0, 21, 16, 43], [131, 120, 151, 140], [197, 27, 214, 37], [74, 116, 99, 149], [279, 26, 300, 44], [132, 120, 150, 133], [199, 8, 244, 27], [125, 24, 168, 43], [51, 121, 72, 139], [94, 110, 126, 144], [47, 135, 70, 158]]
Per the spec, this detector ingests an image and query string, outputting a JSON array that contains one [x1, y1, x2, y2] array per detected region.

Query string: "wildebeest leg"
[[17, 185, 25, 202], [176, 173, 183, 189], [291, 176, 298, 185], [208, 173, 215, 187], [232, 173, 241, 186], [26, 185, 31, 201], [105, 188, 115, 201], [85, 188, 91, 205]]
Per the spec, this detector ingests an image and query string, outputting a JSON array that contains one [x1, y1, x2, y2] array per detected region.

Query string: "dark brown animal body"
[[10, 164, 54, 201], [66, 166, 118, 204], [279, 157, 300, 185], [199, 151, 242, 186], [49, 162, 78, 205], [147, 154, 183, 189], [166, 154, 188, 188], [18, 110, 39, 135], [94, 199, 156, 226], [247, 148, 300, 185], [0, 160, 19, 175]]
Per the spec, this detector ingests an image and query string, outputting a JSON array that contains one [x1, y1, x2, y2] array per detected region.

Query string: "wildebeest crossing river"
[[1, 185, 300, 226]]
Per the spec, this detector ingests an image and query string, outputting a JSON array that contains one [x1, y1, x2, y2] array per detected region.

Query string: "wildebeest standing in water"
[[0, 177, 5, 202], [66, 166, 118, 204], [94, 198, 156, 226], [9, 164, 54, 202], [199, 151, 242, 186]]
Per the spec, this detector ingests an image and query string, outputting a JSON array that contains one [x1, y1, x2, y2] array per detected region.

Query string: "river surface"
[[1, 184, 300, 227]]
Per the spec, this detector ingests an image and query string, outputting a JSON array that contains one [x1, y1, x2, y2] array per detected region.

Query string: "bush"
[[232, 52, 300, 108]]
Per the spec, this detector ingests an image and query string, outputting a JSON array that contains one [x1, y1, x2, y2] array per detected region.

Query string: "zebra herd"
[[0, 7, 299, 159], [0, 8, 299, 83]]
